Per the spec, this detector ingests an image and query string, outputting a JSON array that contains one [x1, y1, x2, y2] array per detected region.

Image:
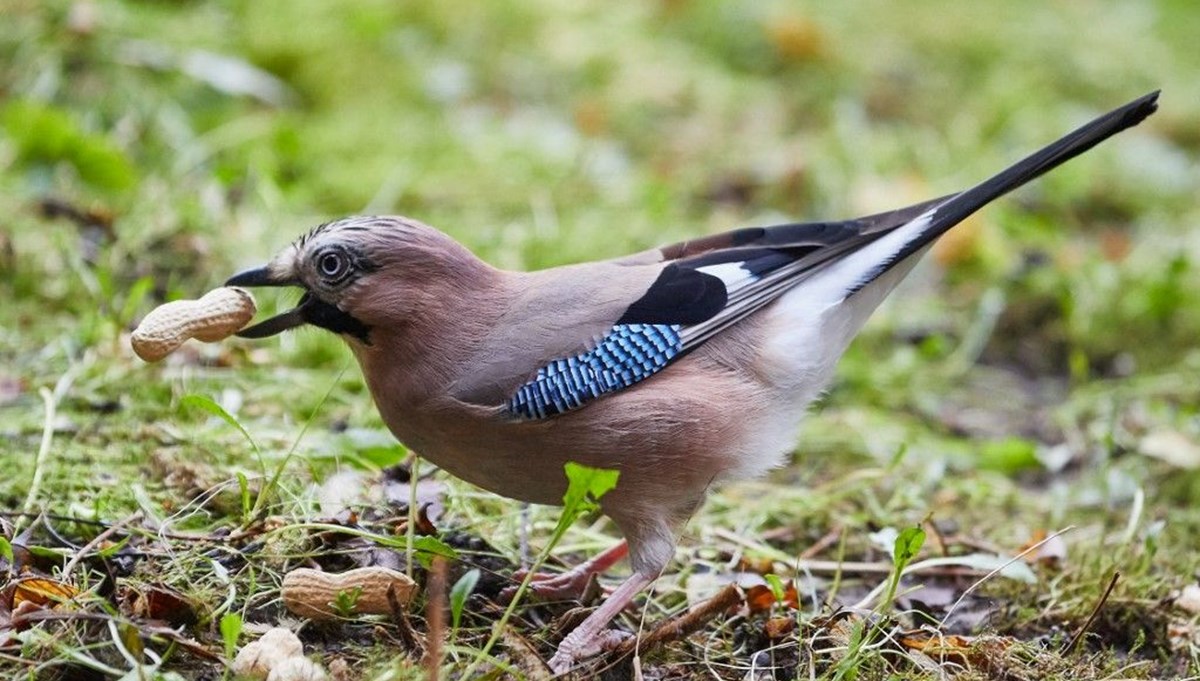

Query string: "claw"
[[500, 569, 602, 604], [548, 629, 631, 674]]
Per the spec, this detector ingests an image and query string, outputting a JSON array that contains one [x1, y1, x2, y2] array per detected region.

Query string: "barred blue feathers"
[[508, 323, 683, 419]]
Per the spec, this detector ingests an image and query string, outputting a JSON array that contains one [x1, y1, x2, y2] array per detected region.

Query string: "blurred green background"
[[2, 1, 1200, 675]]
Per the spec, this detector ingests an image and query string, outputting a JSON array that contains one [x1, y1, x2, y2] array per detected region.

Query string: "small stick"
[[936, 526, 1075, 627], [614, 584, 741, 655], [798, 525, 844, 560], [62, 511, 144, 579], [925, 519, 950, 558], [424, 556, 448, 681], [1063, 571, 1120, 655], [388, 583, 426, 656], [18, 388, 58, 535]]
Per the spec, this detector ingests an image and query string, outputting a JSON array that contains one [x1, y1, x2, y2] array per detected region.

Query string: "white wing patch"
[[696, 262, 758, 295], [800, 209, 936, 307]]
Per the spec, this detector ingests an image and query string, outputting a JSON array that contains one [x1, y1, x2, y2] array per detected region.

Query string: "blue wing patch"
[[508, 323, 683, 419]]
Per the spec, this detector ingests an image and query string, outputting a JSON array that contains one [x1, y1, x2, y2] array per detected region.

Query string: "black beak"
[[226, 265, 308, 338], [225, 266, 296, 288]]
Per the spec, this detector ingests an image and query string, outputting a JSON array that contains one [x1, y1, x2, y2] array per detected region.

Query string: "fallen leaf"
[[763, 616, 796, 639], [1019, 529, 1068, 567], [122, 583, 200, 625], [735, 556, 776, 575], [743, 581, 799, 614], [899, 631, 1014, 670], [12, 577, 80, 609]]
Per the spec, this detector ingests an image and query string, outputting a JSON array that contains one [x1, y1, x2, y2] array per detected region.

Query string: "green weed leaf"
[[449, 568, 480, 640], [764, 573, 786, 603], [893, 525, 926, 568], [412, 535, 458, 569], [219, 612, 242, 660], [181, 394, 258, 454], [561, 462, 620, 516]]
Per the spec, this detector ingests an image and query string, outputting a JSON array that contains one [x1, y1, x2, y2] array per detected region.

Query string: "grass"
[[3, 0, 1200, 678]]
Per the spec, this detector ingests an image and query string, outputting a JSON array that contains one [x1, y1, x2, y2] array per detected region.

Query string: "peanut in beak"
[[130, 287, 257, 362]]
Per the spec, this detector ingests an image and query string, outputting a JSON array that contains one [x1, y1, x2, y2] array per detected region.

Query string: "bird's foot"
[[502, 540, 630, 604], [500, 566, 603, 603], [547, 628, 631, 674]]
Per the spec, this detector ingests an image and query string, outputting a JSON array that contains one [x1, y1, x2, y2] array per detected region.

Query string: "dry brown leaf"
[[763, 616, 796, 640], [735, 556, 776, 575], [899, 631, 1014, 668], [123, 584, 201, 625], [743, 580, 799, 614], [1018, 529, 1068, 566], [12, 577, 80, 609]]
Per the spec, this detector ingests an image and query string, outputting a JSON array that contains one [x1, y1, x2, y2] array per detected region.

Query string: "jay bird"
[[227, 92, 1158, 672]]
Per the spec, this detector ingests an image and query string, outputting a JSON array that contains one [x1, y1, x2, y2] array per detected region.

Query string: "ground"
[[3, 1, 1200, 679]]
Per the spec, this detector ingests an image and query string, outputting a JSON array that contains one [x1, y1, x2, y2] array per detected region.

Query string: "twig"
[[17, 368, 81, 534], [0, 511, 109, 527], [937, 526, 1075, 628], [20, 388, 58, 532], [62, 511, 144, 579], [388, 583, 426, 657], [799, 525, 844, 560], [925, 518, 950, 558], [424, 556, 447, 681], [9, 610, 224, 662], [1063, 571, 1120, 655], [407, 455, 420, 581], [614, 583, 741, 655]]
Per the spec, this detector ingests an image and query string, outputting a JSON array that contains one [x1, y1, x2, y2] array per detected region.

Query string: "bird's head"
[[226, 216, 489, 347]]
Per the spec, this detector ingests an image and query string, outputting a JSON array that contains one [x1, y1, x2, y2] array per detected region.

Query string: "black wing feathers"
[[616, 264, 728, 325], [617, 195, 952, 328]]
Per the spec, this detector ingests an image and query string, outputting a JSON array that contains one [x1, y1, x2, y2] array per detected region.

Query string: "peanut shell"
[[131, 287, 256, 361]]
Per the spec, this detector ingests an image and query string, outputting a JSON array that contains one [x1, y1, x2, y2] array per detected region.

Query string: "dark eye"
[[318, 251, 349, 279]]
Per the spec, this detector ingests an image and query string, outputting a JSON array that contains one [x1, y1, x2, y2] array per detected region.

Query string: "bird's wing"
[[497, 92, 1159, 419]]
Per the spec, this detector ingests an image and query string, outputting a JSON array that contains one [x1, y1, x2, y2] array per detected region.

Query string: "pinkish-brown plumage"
[[225, 92, 1158, 672]]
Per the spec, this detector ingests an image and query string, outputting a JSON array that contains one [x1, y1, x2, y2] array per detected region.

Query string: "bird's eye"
[[318, 251, 349, 280]]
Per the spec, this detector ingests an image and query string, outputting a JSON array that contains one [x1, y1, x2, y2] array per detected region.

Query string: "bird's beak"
[[225, 265, 296, 288], [225, 265, 309, 338]]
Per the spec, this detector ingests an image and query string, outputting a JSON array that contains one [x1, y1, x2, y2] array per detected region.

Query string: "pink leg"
[[547, 571, 654, 673], [503, 540, 629, 602]]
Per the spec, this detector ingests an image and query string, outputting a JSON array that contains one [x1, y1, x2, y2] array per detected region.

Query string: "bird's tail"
[[844, 90, 1160, 295]]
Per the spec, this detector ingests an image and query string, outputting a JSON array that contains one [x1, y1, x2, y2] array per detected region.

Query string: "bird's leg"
[[503, 540, 629, 602], [547, 570, 654, 674]]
